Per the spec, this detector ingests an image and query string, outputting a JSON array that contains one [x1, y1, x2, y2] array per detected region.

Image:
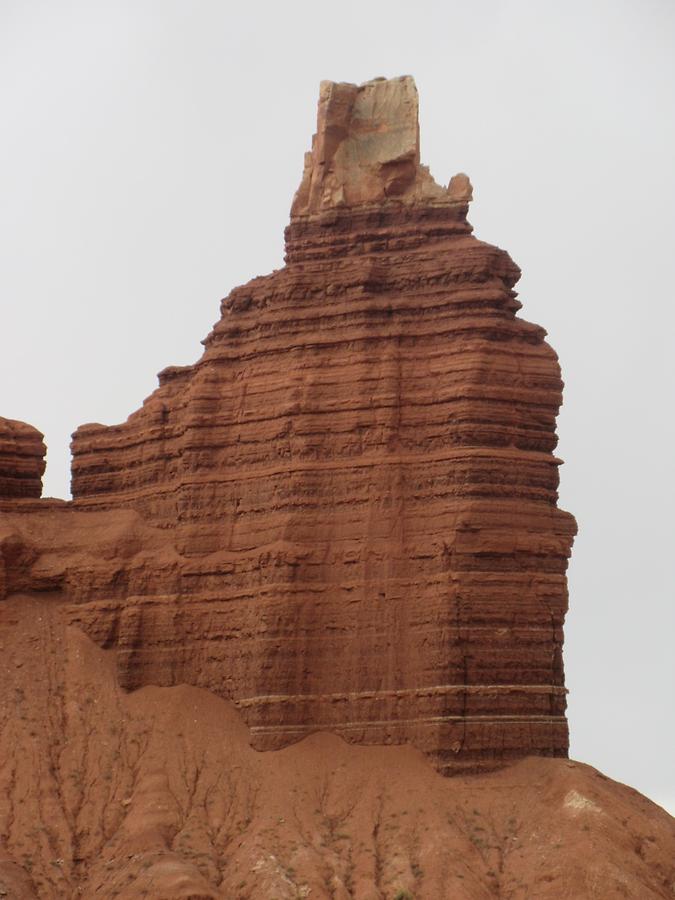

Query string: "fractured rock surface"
[[291, 75, 472, 214]]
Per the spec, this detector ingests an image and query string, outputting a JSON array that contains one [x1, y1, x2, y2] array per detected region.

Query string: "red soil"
[[1, 590, 673, 899]]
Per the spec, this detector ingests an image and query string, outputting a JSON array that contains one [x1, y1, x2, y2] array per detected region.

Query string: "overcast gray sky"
[[2, 0, 674, 814]]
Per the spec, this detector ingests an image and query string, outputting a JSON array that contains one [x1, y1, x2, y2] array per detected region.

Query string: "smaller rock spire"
[[291, 75, 472, 217]]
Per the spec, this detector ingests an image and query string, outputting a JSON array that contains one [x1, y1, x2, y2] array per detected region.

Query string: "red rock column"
[[0, 417, 46, 499]]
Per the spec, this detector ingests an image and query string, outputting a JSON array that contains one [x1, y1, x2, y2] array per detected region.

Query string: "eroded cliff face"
[[57, 75, 576, 770], [2, 74, 673, 900], [0, 417, 45, 500]]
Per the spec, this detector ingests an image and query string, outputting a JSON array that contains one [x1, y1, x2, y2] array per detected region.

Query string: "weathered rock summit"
[[292, 75, 472, 215]]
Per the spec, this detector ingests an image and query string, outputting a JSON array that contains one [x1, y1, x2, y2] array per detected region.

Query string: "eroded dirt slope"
[[1, 592, 673, 900]]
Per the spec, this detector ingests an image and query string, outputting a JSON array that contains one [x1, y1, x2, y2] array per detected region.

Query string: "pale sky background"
[[2, 1, 674, 814]]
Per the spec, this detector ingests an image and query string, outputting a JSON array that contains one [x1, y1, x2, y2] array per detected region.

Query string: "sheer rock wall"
[[18, 77, 578, 771]]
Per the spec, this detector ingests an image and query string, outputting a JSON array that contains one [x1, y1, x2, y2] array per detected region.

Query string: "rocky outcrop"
[[0, 417, 45, 499], [2, 74, 673, 900], [63, 75, 577, 771]]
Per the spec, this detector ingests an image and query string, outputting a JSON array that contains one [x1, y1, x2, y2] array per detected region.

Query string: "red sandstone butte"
[[66, 74, 577, 770], [0, 417, 45, 499], [1, 76, 673, 899]]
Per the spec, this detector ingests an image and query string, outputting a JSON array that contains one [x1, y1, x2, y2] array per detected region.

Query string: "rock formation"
[[62, 75, 577, 770], [0, 417, 45, 499], [1, 74, 673, 900], [1, 592, 674, 898], [291, 76, 472, 214]]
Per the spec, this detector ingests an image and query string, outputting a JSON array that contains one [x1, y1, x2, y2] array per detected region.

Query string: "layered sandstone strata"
[[66, 75, 576, 770], [0, 417, 45, 499]]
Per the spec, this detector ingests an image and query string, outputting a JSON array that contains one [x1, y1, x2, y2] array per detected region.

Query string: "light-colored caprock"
[[291, 75, 472, 216]]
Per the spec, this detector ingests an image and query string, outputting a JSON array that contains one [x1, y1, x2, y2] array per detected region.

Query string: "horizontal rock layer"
[[69, 196, 576, 769], [0, 417, 45, 499]]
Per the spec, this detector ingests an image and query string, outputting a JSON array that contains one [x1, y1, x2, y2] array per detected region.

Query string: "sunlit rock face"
[[42, 75, 577, 772]]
